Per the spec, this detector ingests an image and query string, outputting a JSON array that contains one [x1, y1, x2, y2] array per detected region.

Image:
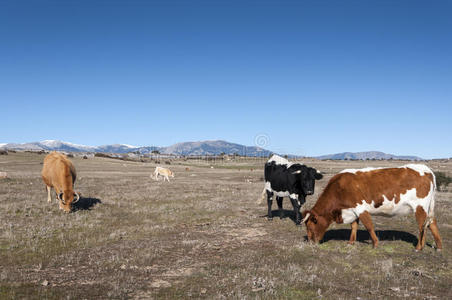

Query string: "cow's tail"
[[423, 170, 436, 229], [256, 187, 266, 204]]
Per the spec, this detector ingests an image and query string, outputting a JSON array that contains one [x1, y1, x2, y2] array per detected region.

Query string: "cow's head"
[[293, 166, 323, 196], [302, 210, 329, 243], [57, 191, 80, 213]]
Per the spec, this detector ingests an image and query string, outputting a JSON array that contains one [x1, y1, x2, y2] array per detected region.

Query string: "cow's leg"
[[415, 206, 427, 251], [358, 211, 378, 248], [428, 218, 443, 251], [46, 186, 52, 202], [276, 197, 283, 219], [266, 190, 273, 220], [166, 175, 170, 182], [54, 188, 61, 203], [289, 196, 301, 225], [298, 194, 306, 207], [348, 220, 359, 245]]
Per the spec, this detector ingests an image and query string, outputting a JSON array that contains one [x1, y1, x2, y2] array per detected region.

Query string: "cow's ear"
[[314, 170, 323, 180]]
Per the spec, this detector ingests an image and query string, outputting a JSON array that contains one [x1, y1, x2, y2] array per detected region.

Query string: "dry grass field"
[[1, 152, 451, 299]]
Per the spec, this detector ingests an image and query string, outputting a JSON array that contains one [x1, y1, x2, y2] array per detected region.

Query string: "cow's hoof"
[[295, 222, 301, 226], [267, 217, 273, 221], [347, 241, 355, 245], [436, 248, 442, 252]]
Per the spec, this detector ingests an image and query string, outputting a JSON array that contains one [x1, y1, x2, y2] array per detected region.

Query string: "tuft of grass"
[[279, 287, 318, 299]]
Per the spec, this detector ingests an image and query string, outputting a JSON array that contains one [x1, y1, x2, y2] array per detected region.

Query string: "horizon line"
[[0, 138, 448, 159]]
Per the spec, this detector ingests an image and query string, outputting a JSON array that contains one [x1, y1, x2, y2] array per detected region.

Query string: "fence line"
[[143, 154, 307, 166], [145, 154, 271, 166]]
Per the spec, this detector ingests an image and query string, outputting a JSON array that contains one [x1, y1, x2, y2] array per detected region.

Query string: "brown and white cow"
[[41, 151, 80, 213], [302, 164, 442, 251]]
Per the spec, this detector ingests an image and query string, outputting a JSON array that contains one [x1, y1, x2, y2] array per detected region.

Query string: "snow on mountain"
[[96, 144, 141, 153], [40, 140, 62, 147], [0, 140, 96, 152], [0, 139, 272, 156], [121, 144, 139, 148], [161, 140, 272, 156], [39, 140, 96, 151]]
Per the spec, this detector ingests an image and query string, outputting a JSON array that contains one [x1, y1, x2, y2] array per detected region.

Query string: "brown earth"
[[0, 152, 451, 299]]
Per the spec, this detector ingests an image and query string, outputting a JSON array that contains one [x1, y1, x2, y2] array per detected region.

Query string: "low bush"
[[435, 171, 452, 191]]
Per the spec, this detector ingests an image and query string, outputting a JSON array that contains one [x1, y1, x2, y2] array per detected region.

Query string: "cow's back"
[[338, 167, 433, 206], [264, 162, 297, 192], [42, 152, 76, 189]]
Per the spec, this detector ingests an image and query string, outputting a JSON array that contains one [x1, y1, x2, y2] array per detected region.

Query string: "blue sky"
[[1, 0, 451, 158]]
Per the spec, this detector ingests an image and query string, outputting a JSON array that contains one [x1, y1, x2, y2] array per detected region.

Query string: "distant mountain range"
[[0, 140, 272, 157], [0, 140, 424, 160], [161, 140, 270, 156], [314, 151, 423, 161]]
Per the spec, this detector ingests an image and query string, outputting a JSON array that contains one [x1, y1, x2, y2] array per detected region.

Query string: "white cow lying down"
[[152, 166, 174, 182]]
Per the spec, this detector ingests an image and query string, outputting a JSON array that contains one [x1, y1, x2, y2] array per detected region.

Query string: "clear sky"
[[1, 0, 451, 158]]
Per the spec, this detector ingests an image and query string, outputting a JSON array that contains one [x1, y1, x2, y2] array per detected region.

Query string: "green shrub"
[[434, 171, 452, 191]]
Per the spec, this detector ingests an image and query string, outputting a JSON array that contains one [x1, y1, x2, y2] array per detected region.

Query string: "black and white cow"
[[262, 155, 323, 225]]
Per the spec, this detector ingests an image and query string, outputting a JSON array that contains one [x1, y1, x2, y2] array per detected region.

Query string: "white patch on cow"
[[290, 193, 298, 200], [273, 190, 289, 197], [265, 181, 292, 197], [404, 164, 431, 176], [289, 194, 300, 206], [340, 164, 433, 177], [340, 167, 382, 174], [341, 183, 434, 224], [267, 154, 294, 167]]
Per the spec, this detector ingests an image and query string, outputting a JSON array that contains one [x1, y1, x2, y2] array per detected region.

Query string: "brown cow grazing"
[[302, 164, 442, 251], [41, 152, 80, 213]]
